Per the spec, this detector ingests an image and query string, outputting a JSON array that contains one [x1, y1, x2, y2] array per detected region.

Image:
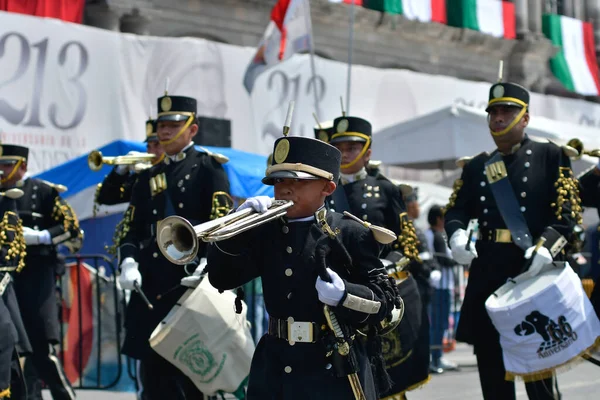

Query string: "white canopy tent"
[[371, 104, 600, 171]]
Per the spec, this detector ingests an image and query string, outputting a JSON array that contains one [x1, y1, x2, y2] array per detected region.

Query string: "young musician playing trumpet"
[[206, 134, 401, 400]]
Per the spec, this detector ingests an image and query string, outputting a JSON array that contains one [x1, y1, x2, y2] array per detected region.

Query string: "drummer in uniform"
[[206, 133, 401, 399], [118, 93, 233, 400], [315, 116, 431, 399], [576, 161, 600, 318], [0, 144, 81, 400], [444, 81, 581, 399], [95, 119, 165, 207], [0, 177, 30, 400]]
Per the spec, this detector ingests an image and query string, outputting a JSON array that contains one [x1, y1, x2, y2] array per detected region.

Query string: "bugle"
[[567, 138, 600, 160], [87, 150, 156, 171], [157, 200, 294, 265]]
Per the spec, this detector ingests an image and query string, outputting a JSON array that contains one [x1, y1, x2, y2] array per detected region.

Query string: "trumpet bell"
[[88, 150, 104, 171], [157, 216, 200, 265]]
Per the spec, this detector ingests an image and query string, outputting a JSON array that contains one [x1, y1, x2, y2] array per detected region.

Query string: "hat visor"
[[144, 135, 159, 143], [0, 159, 20, 165], [329, 136, 368, 145], [156, 114, 194, 122], [262, 170, 321, 186], [485, 102, 524, 112]]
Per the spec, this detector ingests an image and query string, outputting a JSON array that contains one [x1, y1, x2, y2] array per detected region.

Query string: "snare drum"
[[485, 262, 600, 382], [149, 275, 255, 396]]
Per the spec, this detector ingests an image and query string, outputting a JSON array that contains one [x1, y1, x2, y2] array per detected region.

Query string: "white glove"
[[118, 257, 141, 291], [22, 227, 51, 245], [524, 246, 553, 277], [315, 268, 346, 306], [429, 269, 442, 288], [449, 229, 478, 265], [180, 258, 208, 288], [236, 196, 272, 213]]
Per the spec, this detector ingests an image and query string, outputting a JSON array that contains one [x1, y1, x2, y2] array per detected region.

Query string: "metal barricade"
[[56, 254, 126, 390]]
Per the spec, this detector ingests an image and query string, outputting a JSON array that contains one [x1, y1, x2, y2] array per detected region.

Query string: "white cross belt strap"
[[342, 293, 381, 314], [485, 262, 600, 382], [0, 273, 11, 296]]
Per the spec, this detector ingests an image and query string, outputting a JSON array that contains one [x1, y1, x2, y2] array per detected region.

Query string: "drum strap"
[[485, 153, 532, 251]]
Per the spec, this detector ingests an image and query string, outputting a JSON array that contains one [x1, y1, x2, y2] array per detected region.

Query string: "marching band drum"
[[485, 261, 600, 382], [149, 272, 255, 397]]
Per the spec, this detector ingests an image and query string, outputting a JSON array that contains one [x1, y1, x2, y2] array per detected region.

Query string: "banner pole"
[[304, 0, 321, 120], [346, 0, 356, 115]]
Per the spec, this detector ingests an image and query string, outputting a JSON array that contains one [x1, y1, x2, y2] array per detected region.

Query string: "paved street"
[[43, 344, 598, 399]]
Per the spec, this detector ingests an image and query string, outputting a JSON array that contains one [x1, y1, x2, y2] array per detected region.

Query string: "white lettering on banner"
[[2, 11, 600, 175]]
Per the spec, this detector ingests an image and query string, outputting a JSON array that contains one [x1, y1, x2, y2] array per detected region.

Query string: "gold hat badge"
[[274, 101, 294, 164]]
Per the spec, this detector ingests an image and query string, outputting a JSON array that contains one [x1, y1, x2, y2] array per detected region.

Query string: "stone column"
[[528, 0, 543, 33], [514, 0, 529, 36], [586, 0, 600, 55], [560, 0, 575, 17], [83, 2, 120, 31], [120, 8, 151, 35], [572, 0, 585, 19]]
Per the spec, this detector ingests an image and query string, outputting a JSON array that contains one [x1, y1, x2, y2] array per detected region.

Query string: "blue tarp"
[[34, 140, 273, 199]]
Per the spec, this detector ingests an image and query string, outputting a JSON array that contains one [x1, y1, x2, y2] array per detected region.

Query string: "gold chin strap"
[[0, 159, 22, 185], [152, 153, 166, 166], [331, 133, 371, 169], [488, 97, 528, 137], [158, 114, 195, 146]]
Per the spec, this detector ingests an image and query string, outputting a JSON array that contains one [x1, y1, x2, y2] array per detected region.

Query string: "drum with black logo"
[[485, 262, 600, 381]]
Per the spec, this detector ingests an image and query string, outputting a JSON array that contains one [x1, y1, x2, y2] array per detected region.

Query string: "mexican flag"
[[542, 14, 600, 96], [447, 0, 516, 39], [243, 0, 312, 93], [361, 0, 446, 23]]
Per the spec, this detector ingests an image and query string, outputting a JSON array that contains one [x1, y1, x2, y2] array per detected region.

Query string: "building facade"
[[86, 0, 600, 102]]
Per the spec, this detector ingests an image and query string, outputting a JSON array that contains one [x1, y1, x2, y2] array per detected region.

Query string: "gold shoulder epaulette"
[[545, 139, 578, 158], [455, 152, 488, 169], [198, 146, 229, 164], [40, 179, 68, 193]]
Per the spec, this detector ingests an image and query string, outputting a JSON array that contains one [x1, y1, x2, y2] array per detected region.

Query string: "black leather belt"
[[268, 316, 323, 344], [478, 228, 512, 243]]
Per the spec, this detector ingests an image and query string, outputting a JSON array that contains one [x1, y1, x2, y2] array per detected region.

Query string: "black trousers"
[[23, 341, 75, 400], [139, 350, 204, 400], [474, 340, 561, 400]]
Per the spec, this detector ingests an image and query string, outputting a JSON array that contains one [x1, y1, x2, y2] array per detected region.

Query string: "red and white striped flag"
[[243, 0, 312, 93]]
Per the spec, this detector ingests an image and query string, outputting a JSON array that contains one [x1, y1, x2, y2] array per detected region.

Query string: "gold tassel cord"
[[52, 197, 83, 241], [0, 211, 26, 272], [92, 183, 102, 218], [210, 192, 234, 220], [444, 179, 463, 213], [395, 213, 421, 263], [551, 168, 583, 225], [106, 205, 135, 256]]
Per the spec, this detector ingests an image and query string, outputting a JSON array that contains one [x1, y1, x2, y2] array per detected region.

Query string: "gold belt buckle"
[[388, 270, 409, 284], [495, 229, 511, 243], [287, 320, 313, 343]]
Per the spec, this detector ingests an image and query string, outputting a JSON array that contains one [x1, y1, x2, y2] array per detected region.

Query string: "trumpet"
[[566, 138, 600, 160], [87, 150, 156, 172], [157, 200, 294, 265]]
